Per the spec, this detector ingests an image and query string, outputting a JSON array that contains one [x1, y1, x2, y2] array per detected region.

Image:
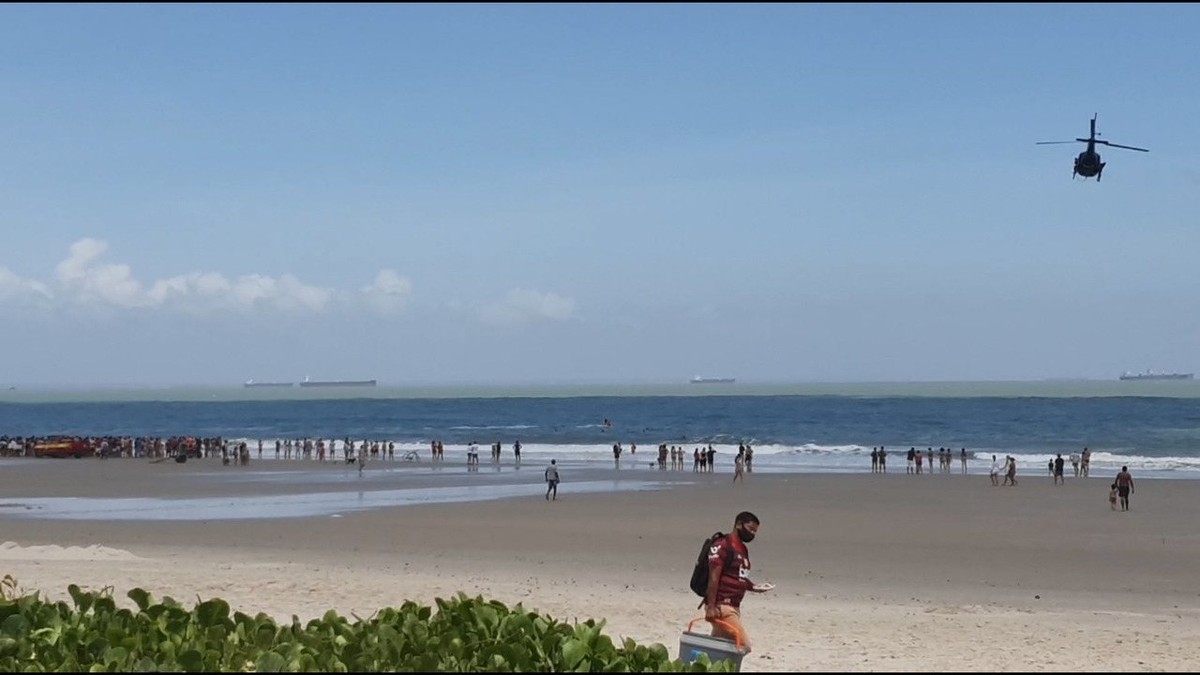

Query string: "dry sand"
[[2, 459, 1199, 671]]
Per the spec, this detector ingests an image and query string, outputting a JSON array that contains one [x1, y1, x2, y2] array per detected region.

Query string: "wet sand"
[[2, 458, 1198, 671]]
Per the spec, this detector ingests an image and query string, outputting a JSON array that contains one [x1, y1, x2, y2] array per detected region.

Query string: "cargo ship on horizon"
[[1118, 370, 1194, 381], [298, 377, 377, 388], [244, 380, 295, 388], [690, 376, 736, 384]]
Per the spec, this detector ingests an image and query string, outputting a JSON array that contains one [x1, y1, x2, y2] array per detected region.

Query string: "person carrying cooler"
[[704, 511, 774, 652]]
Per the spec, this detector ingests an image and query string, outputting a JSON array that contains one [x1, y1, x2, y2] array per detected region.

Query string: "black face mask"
[[739, 527, 756, 543]]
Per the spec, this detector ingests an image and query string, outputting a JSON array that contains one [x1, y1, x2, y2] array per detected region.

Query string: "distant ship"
[[244, 380, 294, 388], [298, 377, 377, 388], [690, 376, 736, 384], [1119, 371, 1194, 381]]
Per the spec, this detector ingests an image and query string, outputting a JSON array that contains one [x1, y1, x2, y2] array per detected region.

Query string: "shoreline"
[[4, 436, 1194, 483], [0, 455, 1163, 508]]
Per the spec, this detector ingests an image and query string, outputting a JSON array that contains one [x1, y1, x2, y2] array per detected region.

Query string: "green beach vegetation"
[[0, 575, 730, 672]]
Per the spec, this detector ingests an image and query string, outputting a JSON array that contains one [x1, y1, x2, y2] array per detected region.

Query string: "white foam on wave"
[[0, 541, 142, 561], [448, 425, 537, 431], [221, 438, 1200, 476], [750, 443, 871, 456], [967, 450, 1200, 473]]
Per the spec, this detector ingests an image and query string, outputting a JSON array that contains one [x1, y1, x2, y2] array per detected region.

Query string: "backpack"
[[689, 531, 731, 599]]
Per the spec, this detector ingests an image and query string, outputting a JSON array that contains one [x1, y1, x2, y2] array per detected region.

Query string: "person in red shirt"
[[704, 511, 773, 652]]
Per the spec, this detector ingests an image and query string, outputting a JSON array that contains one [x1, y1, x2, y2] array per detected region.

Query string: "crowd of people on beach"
[[1, 435, 229, 460], [602, 442, 756, 473], [866, 446, 1101, 482], [3, 434, 742, 469], [864, 445, 1132, 510], [867, 446, 973, 475], [1047, 448, 1094, 478], [7, 434, 1133, 509], [0, 435, 420, 466]]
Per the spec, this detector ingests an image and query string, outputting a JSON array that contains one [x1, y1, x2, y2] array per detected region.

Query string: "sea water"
[[1, 382, 1199, 478], [3, 382, 1198, 520], [0, 477, 673, 521]]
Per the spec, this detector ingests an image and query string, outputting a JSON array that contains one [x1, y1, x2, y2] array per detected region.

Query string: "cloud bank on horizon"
[[0, 238, 575, 324]]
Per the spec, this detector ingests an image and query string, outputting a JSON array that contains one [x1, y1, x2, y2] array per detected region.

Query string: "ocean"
[[2, 380, 1200, 480]]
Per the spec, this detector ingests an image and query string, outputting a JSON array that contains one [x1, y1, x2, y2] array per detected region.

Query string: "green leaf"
[[93, 596, 116, 615], [2, 615, 28, 639], [205, 625, 226, 645], [203, 648, 222, 671], [562, 638, 588, 670], [178, 648, 204, 672], [126, 589, 151, 612], [255, 651, 287, 672], [194, 599, 229, 627], [67, 585, 93, 613], [105, 646, 127, 665]]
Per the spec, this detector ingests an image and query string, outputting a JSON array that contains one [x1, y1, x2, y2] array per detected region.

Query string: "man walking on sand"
[[1115, 465, 1135, 511], [544, 459, 560, 501], [704, 511, 773, 653]]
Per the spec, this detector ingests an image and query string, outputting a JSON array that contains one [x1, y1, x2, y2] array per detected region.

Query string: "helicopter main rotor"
[[1036, 115, 1148, 152], [1090, 139, 1148, 152], [1037, 138, 1149, 152]]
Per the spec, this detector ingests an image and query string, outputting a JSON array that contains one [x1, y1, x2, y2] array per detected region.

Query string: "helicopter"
[[1036, 114, 1147, 181]]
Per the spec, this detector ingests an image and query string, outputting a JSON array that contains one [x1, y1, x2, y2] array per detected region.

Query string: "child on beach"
[[1109, 483, 1118, 510]]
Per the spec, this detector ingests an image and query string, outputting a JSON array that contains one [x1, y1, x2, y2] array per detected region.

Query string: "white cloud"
[[11, 238, 338, 315], [55, 238, 148, 308], [480, 288, 577, 325], [0, 267, 54, 307], [147, 272, 333, 314], [360, 269, 413, 315]]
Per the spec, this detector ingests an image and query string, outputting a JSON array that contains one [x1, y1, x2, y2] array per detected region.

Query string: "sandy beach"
[[1, 458, 1198, 671]]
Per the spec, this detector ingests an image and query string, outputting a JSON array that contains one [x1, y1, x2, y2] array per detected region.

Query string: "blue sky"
[[1, 4, 1198, 386]]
